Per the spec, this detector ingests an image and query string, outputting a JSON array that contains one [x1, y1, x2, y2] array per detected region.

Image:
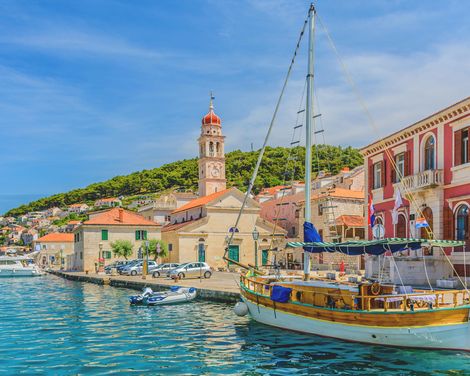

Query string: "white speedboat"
[[0, 256, 43, 277], [129, 286, 197, 306]]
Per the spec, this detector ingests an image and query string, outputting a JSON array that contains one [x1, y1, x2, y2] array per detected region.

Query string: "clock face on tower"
[[211, 167, 220, 177]]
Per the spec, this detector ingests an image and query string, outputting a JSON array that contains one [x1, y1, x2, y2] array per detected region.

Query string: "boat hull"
[[242, 296, 470, 351], [0, 269, 42, 277]]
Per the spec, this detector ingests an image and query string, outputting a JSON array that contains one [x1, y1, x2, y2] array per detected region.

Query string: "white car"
[[151, 263, 180, 278], [122, 260, 158, 276], [168, 262, 212, 279]]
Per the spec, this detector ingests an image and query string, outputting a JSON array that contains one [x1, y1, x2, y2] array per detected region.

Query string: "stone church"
[[161, 97, 285, 269]]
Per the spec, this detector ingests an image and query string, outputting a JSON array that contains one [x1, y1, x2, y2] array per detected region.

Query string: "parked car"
[[117, 259, 140, 274], [105, 260, 130, 274], [151, 263, 180, 278], [122, 260, 158, 276], [168, 262, 212, 279]]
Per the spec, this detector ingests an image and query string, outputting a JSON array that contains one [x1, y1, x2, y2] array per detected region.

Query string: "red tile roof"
[[258, 185, 290, 197], [83, 208, 159, 226], [67, 220, 80, 225], [36, 233, 74, 243], [162, 218, 203, 232], [171, 189, 230, 214], [336, 215, 365, 227], [69, 203, 86, 208]]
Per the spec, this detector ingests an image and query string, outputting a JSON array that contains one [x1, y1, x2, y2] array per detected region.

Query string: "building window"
[[198, 240, 205, 262], [103, 251, 112, 259], [456, 129, 469, 166], [395, 214, 407, 238], [101, 229, 108, 241], [80, 252, 83, 260], [135, 230, 147, 240], [424, 136, 435, 171], [394, 153, 405, 182], [373, 162, 382, 189], [463, 130, 469, 164], [168, 243, 173, 251], [456, 205, 469, 241]]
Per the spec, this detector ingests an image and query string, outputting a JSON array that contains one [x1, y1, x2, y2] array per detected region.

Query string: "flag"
[[415, 217, 429, 228], [368, 195, 375, 227], [392, 188, 403, 225]]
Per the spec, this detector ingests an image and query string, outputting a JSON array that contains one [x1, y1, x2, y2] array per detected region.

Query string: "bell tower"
[[198, 93, 226, 196]]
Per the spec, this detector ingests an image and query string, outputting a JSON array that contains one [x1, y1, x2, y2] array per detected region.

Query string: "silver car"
[[151, 263, 180, 278], [122, 260, 158, 276], [168, 262, 212, 279]]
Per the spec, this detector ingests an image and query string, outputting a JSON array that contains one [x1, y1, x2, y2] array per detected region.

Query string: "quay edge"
[[48, 270, 240, 303]]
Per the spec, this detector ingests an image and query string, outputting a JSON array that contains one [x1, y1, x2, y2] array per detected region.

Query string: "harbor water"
[[0, 275, 469, 375]]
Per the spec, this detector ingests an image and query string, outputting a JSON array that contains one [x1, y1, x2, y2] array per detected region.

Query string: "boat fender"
[[188, 287, 196, 294], [234, 302, 248, 316]]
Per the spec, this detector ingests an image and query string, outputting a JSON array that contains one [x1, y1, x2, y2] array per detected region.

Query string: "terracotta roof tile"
[[336, 215, 365, 227], [162, 218, 202, 232], [83, 208, 159, 226], [171, 189, 230, 214], [36, 233, 74, 243]]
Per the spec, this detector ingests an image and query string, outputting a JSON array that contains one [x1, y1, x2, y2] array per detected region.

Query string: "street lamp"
[[98, 242, 104, 274], [60, 245, 64, 271], [142, 240, 149, 280], [252, 227, 259, 268]]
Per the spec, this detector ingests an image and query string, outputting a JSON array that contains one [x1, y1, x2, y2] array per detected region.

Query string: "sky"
[[0, 0, 469, 214]]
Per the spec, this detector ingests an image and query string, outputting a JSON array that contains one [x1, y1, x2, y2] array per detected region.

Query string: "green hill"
[[5, 145, 362, 216]]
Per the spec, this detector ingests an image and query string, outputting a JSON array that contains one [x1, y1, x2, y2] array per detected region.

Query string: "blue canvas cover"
[[303, 221, 322, 253], [271, 285, 292, 303]]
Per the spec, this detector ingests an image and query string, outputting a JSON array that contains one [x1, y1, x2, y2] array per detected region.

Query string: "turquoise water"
[[0, 275, 469, 375]]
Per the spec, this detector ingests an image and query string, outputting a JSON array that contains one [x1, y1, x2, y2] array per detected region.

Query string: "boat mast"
[[304, 4, 315, 281]]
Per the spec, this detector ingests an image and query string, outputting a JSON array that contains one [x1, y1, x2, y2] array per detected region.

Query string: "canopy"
[[287, 238, 466, 256]]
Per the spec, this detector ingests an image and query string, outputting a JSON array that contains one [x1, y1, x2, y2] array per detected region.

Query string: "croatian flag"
[[415, 217, 429, 228], [368, 195, 375, 227]]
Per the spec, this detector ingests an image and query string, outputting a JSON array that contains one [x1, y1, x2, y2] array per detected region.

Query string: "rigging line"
[[421, 246, 434, 291], [224, 5, 313, 258], [268, 78, 308, 252], [317, 13, 470, 293]]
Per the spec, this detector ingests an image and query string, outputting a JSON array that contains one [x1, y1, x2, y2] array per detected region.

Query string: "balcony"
[[400, 169, 443, 191]]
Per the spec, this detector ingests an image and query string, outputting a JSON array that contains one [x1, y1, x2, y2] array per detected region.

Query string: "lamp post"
[[142, 240, 149, 280], [98, 242, 104, 274], [60, 245, 64, 271], [252, 227, 259, 268]]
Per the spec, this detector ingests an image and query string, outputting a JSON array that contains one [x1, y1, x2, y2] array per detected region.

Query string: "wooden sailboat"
[[234, 4, 470, 351]]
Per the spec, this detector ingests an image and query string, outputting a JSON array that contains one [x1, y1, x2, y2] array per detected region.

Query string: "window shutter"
[[455, 130, 462, 166], [404, 150, 411, 176], [391, 162, 396, 184], [143, 230, 148, 240], [135, 230, 140, 240], [381, 160, 386, 187], [443, 206, 454, 240], [369, 163, 374, 190]]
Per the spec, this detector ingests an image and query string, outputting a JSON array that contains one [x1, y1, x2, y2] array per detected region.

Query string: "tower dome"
[[201, 94, 221, 125]]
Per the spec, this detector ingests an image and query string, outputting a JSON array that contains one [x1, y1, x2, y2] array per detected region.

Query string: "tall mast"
[[303, 4, 315, 280]]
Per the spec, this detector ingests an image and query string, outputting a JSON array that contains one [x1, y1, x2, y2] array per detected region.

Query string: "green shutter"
[[101, 230, 108, 241], [135, 230, 140, 240], [143, 230, 148, 240]]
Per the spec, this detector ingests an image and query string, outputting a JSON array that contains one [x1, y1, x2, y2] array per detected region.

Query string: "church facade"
[[161, 97, 285, 269]]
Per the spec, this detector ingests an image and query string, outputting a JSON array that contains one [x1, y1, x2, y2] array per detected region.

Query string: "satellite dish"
[[372, 224, 385, 240]]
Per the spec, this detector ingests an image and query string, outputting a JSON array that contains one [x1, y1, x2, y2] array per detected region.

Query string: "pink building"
[[362, 97, 470, 279]]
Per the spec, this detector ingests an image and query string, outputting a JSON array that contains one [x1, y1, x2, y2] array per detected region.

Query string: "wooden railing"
[[241, 275, 470, 313]]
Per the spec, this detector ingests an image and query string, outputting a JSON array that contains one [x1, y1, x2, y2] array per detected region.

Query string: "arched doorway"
[[420, 207, 433, 239], [456, 205, 469, 241], [395, 213, 407, 238], [197, 238, 206, 262]]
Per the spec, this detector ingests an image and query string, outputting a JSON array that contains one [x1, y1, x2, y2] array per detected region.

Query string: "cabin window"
[[423, 136, 435, 170], [456, 205, 469, 241], [101, 229, 108, 241]]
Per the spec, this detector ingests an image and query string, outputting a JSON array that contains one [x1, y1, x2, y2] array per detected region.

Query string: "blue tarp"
[[303, 221, 322, 253], [271, 285, 292, 303]]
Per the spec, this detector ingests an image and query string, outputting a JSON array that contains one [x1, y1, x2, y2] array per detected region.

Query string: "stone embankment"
[[49, 270, 241, 303]]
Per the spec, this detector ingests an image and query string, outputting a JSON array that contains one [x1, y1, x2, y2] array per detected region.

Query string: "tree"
[[147, 239, 168, 261], [110, 240, 133, 260]]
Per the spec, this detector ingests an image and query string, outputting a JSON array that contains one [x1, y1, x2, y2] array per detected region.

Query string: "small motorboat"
[[129, 286, 197, 306]]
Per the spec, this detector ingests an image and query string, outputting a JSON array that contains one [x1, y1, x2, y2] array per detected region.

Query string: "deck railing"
[[241, 275, 469, 313]]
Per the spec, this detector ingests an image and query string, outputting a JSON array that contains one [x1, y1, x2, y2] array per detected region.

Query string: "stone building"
[[138, 192, 197, 225], [71, 207, 161, 272], [34, 232, 74, 270]]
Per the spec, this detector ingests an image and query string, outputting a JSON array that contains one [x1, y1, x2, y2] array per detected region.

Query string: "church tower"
[[198, 94, 226, 196]]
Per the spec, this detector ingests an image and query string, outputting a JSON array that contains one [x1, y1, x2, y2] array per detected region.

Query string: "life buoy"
[[370, 282, 382, 296]]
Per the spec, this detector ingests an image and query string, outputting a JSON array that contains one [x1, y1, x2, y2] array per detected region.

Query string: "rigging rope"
[[224, 5, 312, 260]]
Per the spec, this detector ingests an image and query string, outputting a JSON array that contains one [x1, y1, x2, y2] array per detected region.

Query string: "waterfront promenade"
[[50, 270, 241, 303]]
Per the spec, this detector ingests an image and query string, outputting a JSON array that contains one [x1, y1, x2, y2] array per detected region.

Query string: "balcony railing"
[[401, 169, 443, 191]]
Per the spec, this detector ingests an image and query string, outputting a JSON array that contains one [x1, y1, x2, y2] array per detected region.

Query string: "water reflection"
[[0, 275, 468, 375]]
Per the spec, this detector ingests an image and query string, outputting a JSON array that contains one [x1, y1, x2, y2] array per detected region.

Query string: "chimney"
[[118, 208, 124, 222]]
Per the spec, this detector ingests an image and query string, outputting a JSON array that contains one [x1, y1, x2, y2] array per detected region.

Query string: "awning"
[[286, 238, 466, 256]]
